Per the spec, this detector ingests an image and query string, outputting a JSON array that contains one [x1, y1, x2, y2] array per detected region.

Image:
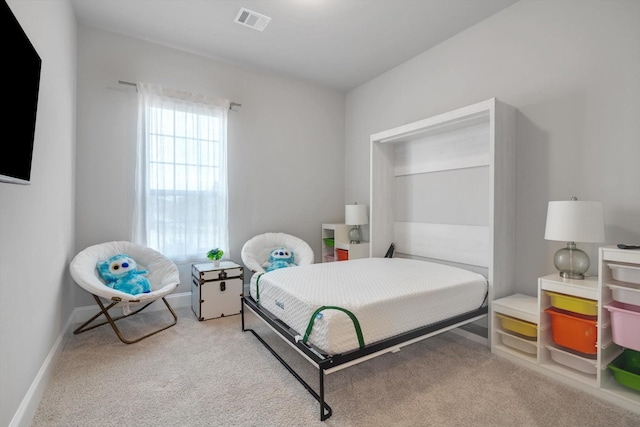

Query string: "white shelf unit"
[[491, 253, 640, 414], [598, 245, 640, 410], [321, 223, 347, 262], [370, 98, 517, 342], [538, 274, 601, 388], [491, 294, 539, 365], [321, 223, 370, 262]]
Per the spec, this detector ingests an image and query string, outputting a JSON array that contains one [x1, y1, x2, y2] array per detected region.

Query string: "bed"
[[249, 257, 487, 355], [241, 98, 516, 421], [241, 258, 489, 420]]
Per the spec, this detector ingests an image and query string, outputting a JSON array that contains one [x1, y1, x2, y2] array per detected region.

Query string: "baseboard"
[[8, 309, 80, 427], [9, 291, 192, 427]]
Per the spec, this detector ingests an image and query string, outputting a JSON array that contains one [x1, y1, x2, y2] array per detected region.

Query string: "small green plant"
[[206, 248, 224, 261]]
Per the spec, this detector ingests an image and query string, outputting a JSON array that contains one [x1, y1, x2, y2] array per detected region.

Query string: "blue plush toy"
[[97, 253, 151, 295], [264, 247, 297, 272]]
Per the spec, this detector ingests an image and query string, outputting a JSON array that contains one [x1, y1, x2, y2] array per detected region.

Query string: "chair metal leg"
[[73, 294, 178, 344]]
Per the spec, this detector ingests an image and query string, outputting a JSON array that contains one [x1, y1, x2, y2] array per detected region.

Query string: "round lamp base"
[[349, 226, 361, 244], [554, 242, 589, 280]]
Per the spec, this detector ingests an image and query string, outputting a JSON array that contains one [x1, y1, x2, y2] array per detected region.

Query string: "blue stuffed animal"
[[264, 247, 297, 272], [97, 253, 151, 295]]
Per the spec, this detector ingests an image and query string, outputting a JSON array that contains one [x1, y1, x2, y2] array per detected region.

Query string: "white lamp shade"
[[345, 204, 368, 226], [544, 200, 605, 243]]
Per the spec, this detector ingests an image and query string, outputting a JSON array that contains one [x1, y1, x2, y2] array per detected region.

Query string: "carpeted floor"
[[32, 306, 640, 426]]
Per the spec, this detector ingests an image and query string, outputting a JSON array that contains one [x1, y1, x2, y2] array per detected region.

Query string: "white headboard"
[[369, 98, 516, 303]]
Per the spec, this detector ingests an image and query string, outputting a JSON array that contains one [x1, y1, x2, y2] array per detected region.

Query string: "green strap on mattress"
[[303, 306, 365, 350]]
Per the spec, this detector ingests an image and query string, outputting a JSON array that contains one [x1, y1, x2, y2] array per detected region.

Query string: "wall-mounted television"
[[0, 0, 42, 185]]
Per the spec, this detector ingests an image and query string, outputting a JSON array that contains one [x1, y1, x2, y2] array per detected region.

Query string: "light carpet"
[[32, 306, 640, 426]]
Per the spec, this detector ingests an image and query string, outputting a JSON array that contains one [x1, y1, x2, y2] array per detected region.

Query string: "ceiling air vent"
[[235, 7, 271, 31]]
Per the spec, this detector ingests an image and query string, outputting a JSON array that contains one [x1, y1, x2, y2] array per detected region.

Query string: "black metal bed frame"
[[241, 294, 488, 421]]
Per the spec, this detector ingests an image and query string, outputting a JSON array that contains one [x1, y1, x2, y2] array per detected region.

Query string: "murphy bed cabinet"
[[370, 98, 517, 338], [491, 245, 640, 414]]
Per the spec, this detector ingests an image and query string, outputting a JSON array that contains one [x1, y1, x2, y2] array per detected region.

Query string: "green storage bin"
[[323, 238, 334, 247], [608, 349, 640, 392]]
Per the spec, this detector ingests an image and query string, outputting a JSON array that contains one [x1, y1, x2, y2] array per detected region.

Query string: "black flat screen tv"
[[1, 0, 42, 185]]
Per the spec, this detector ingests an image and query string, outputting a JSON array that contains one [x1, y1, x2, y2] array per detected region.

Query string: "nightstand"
[[191, 261, 243, 321]]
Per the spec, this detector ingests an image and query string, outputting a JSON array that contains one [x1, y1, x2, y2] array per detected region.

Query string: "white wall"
[[346, 0, 640, 296], [75, 26, 345, 304], [0, 1, 76, 426]]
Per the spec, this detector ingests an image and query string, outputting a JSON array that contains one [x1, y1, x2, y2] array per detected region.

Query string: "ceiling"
[[71, 0, 518, 92]]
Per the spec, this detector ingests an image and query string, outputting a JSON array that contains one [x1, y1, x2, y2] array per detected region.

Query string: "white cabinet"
[[370, 98, 517, 313], [321, 223, 347, 262], [598, 245, 640, 409], [321, 223, 369, 262], [491, 248, 640, 414], [538, 274, 600, 387]]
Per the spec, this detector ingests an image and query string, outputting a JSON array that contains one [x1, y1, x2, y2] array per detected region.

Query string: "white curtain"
[[133, 83, 229, 263]]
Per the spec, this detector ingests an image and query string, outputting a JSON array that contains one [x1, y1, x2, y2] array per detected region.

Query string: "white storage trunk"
[[191, 261, 244, 321]]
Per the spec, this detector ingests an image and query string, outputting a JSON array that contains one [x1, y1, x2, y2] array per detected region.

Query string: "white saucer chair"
[[70, 241, 180, 344], [241, 232, 315, 275]]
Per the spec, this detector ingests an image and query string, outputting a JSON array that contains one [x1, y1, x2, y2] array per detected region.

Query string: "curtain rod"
[[118, 80, 241, 110]]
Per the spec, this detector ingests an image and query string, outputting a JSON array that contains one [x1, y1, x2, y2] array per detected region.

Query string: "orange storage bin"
[[545, 307, 598, 355], [336, 249, 348, 261]]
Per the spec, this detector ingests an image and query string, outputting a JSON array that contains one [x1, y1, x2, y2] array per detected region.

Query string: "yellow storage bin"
[[544, 291, 598, 316], [495, 313, 537, 339]]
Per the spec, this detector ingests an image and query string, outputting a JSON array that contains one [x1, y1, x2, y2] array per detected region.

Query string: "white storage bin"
[[606, 282, 640, 306], [608, 263, 640, 285], [545, 344, 597, 375], [497, 329, 537, 355]]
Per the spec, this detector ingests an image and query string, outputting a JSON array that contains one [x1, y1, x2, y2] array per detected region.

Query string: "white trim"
[[8, 315, 74, 427], [371, 103, 490, 144]]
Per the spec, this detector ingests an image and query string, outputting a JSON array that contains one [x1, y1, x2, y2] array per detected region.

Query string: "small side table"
[[191, 261, 243, 321]]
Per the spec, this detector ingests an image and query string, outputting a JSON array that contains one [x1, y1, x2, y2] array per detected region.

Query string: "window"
[[133, 84, 229, 262]]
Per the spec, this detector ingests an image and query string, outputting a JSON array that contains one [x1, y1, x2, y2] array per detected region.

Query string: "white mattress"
[[249, 257, 487, 355]]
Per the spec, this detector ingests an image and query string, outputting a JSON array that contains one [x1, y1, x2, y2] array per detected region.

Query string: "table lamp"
[[345, 203, 368, 244], [544, 197, 604, 279]]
